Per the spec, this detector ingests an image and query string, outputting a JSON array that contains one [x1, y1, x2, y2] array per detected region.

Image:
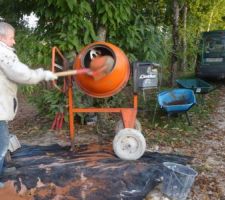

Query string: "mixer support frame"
[[68, 85, 139, 148]]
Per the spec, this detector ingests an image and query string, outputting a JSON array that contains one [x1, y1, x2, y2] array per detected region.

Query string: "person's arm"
[[0, 51, 56, 84]]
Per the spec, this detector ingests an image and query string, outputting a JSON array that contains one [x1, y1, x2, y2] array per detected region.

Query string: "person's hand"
[[44, 71, 58, 81]]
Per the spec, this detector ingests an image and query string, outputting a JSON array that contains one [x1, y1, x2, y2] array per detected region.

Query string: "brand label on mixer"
[[139, 74, 157, 79]]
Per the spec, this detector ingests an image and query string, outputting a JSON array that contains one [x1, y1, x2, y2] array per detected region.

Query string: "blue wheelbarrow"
[[176, 78, 215, 104], [157, 89, 197, 125]]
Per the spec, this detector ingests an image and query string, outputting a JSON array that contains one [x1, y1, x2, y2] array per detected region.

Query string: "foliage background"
[[1, 0, 225, 118]]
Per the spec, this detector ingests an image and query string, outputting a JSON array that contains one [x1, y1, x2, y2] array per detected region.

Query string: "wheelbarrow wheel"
[[115, 119, 142, 134], [113, 128, 146, 160]]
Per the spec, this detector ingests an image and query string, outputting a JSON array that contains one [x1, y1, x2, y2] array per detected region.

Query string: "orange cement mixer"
[[52, 41, 146, 160], [74, 41, 130, 98]]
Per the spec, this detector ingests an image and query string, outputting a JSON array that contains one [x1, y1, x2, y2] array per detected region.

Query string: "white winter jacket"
[[0, 41, 47, 121]]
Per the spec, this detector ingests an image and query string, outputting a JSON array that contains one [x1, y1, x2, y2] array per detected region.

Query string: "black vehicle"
[[196, 30, 225, 79]]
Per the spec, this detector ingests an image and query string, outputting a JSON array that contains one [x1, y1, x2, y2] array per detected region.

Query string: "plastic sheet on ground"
[[0, 143, 192, 200]]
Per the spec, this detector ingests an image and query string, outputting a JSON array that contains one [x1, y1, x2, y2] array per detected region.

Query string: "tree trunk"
[[207, 0, 222, 31], [180, 2, 187, 72], [170, 0, 180, 86], [97, 26, 107, 41]]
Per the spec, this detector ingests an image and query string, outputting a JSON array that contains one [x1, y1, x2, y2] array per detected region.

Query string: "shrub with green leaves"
[[28, 87, 67, 119]]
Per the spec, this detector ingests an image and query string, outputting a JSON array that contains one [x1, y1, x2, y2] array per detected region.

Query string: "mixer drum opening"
[[82, 45, 115, 71], [74, 41, 130, 98]]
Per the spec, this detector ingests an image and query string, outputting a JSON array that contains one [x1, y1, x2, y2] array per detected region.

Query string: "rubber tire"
[[113, 128, 146, 160], [115, 119, 142, 134]]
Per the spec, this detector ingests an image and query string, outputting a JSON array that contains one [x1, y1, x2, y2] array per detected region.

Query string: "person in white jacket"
[[0, 22, 57, 184]]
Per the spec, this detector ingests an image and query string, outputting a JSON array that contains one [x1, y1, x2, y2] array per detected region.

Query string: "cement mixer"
[[51, 41, 157, 160]]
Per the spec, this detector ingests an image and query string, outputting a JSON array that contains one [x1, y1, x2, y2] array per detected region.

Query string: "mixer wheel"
[[113, 128, 146, 160], [115, 119, 142, 133]]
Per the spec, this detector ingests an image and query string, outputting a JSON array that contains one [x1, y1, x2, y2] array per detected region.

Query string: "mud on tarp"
[[1, 143, 192, 200]]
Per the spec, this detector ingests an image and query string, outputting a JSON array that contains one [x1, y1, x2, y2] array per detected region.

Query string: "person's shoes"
[[4, 151, 12, 164], [4, 151, 16, 168]]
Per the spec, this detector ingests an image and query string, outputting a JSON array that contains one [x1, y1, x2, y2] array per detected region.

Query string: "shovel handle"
[[54, 67, 107, 79], [55, 69, 90, 77]]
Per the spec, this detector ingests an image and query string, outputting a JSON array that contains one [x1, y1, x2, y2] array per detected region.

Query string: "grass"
[[138, 86, 219, 147]]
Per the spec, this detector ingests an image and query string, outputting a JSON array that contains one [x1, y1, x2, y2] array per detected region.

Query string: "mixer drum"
[[74, 41, 130, 98]]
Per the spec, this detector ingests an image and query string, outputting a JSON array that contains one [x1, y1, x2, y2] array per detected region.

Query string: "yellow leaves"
[[163, 124, 168, 129]]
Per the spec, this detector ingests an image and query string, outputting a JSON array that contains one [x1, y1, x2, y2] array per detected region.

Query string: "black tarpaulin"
[[1, 143, 192, 200]]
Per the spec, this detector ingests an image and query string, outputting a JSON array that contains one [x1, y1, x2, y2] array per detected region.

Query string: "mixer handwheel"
[[113, 128, 146, 160], [115, 119, 142, 133]]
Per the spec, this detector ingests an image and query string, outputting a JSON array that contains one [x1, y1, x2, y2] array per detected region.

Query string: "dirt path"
[[8, 87, 225, 200], [189, 86, 225, 200]]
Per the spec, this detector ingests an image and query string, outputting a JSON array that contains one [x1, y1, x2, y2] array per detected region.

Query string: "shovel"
[[54, 55, 114, 80]]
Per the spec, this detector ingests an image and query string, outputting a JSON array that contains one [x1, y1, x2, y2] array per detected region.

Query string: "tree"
[[180, 2, 188, 71], [0, 1, 171, 65], [170, 0, 180, 86], [2, 0, 225, 85]]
